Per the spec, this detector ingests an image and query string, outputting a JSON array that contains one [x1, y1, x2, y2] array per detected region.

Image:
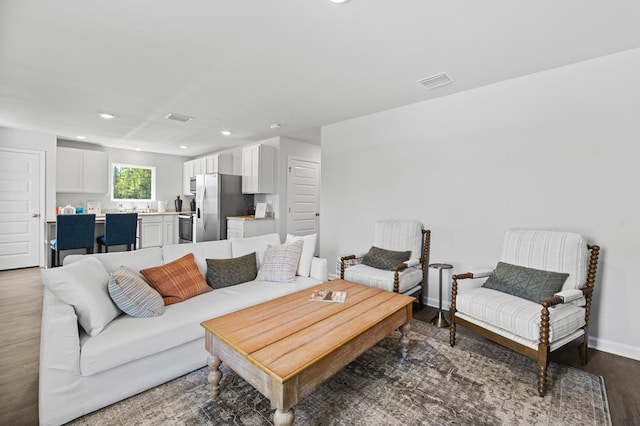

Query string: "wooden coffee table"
[[200, 279, 414, 426]]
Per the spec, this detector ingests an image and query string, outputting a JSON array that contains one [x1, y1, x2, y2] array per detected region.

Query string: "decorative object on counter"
[[157, 200, 166, 213], [86, 201, 101, 214], [175, 195, 182, 213], [254, 202, 267, 218], [96, 213, 138, 253], [49, 214, 96, 267], [266, 201, 274, 218], [247, 204, 256, 216], [75, 206, 85, 214], [190, 198, 196, 212], [61, 205, 76, 215]]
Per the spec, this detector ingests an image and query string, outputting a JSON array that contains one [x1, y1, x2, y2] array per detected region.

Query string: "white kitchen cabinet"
[[162, 215, 177, 245], [241, 144, 274, 194], [140, 214, 178, 248], [140, 216, 163, 248], [183, 160, 194, 195], [193, 157, 206, 176], [56, 147, 109, 193], [205, 153, 232, 174], [227, 217, 274, 238]]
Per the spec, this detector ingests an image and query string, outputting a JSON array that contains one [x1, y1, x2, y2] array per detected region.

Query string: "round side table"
[[429, 263, 453, 328]]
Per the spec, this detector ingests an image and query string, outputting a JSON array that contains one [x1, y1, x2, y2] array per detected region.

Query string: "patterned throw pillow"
[[140, 253, 211, 305], [361, 246, 411, 270], [256, 240, 304, 283], [206, 252, 258, 289], [108, 266, 165, 317], [482, 262, 569, 303]]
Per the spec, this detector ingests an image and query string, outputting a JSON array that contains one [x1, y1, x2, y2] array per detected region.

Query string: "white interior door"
[[287, 158, 319, 236], [0, 148, 42, 270]]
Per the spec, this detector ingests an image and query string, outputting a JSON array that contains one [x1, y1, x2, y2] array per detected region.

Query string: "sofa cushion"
[[284, 233, 317, 277], [140, 253, 211, 305], [206, 252, 257, 289], [344, 264, 422, 293], [482, 262, 569, 304], [499, 230, 588, 291], [456, 287, 586, 343], [63, 247, 164, 274], [361, 246, 411, 270], [257, 240, 304, 283], [162, 240, 232, 277], [108, 266, 165, 317], [41, 256, 120, 336], [79, 276, 323, 376], [231, 233, 281, 267]]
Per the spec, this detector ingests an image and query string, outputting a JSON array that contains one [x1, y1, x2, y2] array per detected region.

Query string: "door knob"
[[32, 213, 40, 217]]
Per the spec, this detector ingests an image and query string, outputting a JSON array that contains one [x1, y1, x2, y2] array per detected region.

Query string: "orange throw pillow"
[[140, 253, 211, 305]]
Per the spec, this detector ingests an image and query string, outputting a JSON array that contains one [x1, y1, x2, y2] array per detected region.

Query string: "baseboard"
[[589, 336, 640, 361], [423, 296, 449, 311]]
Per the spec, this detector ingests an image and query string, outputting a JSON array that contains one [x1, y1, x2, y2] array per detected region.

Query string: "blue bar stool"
[[50, 214, 96, 267], [96, 213, 138, 253]]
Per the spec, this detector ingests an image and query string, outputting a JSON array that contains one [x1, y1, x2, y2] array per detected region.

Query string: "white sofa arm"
[[310, 257, 328, 282], [40, 289, 81, 373]]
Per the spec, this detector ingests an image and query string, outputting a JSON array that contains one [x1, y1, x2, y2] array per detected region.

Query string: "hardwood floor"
[[0, 268, 638, 426]]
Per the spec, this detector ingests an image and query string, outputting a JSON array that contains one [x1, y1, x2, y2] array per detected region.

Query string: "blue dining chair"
[[96, 213, 138, 253], [50, 214, 96, 267]]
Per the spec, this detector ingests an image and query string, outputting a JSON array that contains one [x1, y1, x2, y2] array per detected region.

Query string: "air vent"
[[165, 113, 193, 123], [417, 73, 453, 90]]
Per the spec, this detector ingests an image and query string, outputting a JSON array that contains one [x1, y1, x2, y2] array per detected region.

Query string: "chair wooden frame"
[[449, 244, 600, 396], [339, 228, 431, 308]]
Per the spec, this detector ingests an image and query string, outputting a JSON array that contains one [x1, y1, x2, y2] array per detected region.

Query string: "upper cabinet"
[[183, 153, 233, 195], [56, 147, 109, 193], [242, 144, 274, 194]]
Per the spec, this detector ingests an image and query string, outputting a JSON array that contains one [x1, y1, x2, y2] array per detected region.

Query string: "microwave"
[[189, 177, 196, 194]]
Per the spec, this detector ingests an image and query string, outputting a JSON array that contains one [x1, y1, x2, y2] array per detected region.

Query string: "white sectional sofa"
[[39, 233, 327, 426]]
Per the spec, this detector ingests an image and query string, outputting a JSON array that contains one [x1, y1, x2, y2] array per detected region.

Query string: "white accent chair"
[[339, 221, 430, 307], [449, 229, 600, 396]]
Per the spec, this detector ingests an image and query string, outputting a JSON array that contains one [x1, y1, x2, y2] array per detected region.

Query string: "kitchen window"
[[111, 163, 156, 201]]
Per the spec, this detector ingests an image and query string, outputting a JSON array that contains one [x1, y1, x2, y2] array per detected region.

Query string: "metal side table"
[[429, 263, 453, 328]]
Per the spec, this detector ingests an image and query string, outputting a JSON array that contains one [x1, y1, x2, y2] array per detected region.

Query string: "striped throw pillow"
[[108, 266, 165, 317], [256, 240, 304, 283], [140, 253, 211, 305]]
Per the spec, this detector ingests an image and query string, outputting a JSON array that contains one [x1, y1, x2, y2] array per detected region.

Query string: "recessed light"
[[76, 135, 86, 140], [99, 113, 115, 119], [135, 148, 142, 151], [330, 0, 349, 3], [220, 130, 232, 136], [269, 123, 282, 129], [179, 145, 188, 149]]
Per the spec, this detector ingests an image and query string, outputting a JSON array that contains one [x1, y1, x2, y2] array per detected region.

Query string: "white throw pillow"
[[41, 256, 121, 336], [257, 240, 304, 283], [284, 233, 317, 277]]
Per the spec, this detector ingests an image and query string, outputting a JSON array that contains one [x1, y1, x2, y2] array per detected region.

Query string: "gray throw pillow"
[[361, 246, 411, 270], [482, 262, 569, 303], [206, 252, 257, 289], [108, 266, 165, 318]]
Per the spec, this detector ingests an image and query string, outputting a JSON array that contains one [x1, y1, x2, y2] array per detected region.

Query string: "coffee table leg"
[[400, 322, 411, 359], [274, 408, 294, 426], [207, 354, 222, 398]]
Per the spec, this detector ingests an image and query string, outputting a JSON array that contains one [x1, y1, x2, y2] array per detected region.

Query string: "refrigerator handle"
[[197, 207, 200, 219]]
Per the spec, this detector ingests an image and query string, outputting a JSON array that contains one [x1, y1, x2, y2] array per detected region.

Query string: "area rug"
[[70, 320, 610, 425]]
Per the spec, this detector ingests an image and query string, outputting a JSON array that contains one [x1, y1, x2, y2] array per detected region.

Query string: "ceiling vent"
[[165, 113, 193, 123], [417, 73, 453, 90]]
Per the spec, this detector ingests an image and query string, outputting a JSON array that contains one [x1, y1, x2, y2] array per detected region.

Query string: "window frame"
[[110, 162, 157, 202]]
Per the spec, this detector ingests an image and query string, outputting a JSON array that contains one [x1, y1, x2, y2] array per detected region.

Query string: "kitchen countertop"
[[46, 211, 183, 224]]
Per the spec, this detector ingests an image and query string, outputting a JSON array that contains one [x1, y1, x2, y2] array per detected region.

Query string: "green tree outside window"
[[111, 164, 156, 201]]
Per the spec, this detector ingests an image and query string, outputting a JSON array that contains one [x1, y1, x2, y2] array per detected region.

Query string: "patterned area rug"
[[70, 320, 610, 425]]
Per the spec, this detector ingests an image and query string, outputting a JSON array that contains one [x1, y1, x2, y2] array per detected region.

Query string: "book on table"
[[309, 290, 347, 303]]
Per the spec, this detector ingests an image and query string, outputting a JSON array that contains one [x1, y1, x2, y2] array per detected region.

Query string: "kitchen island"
[[45, 212, 181, 267]]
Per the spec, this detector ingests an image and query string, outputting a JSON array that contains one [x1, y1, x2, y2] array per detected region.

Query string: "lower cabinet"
[[227, 217, 274, 239], [140, 215, 178, 248]]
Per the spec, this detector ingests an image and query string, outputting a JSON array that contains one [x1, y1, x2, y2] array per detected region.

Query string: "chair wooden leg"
[[450, 322, 456, 347], [578, 334, 589, 364], [127, 244, 131, 251], [105, 245, 109, 253], [51, 249, 56, 268], [56, 250, 61, 268], [537, 353, 548, 397]]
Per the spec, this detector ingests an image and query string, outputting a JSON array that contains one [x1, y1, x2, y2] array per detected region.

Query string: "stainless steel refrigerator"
[[195, 173, 252, 241]]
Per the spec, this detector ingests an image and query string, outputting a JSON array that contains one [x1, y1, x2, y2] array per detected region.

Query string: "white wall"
[[320, 48, 640, 360], [56, 140, 189, 212]]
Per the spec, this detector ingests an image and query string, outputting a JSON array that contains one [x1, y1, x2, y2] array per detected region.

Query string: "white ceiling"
[[2, 1, 640, 157]]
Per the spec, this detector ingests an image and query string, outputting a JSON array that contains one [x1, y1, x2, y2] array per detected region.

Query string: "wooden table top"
[[201, 279, 414, 383]]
